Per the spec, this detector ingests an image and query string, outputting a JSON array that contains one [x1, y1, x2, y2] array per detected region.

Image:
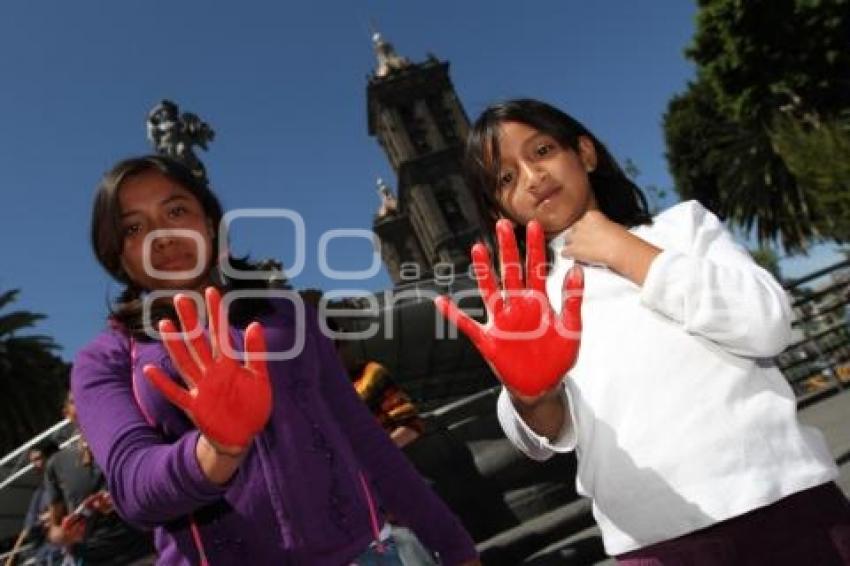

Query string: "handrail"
[[0, 433, 79, 492], [784, 259, 850, 291], [0, 419, 72, 469], [0, 542, 33, 562]]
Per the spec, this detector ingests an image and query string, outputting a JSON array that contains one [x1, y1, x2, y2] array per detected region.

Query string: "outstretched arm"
[[73, 288, 272, 528], [435, 219, 583, 440]]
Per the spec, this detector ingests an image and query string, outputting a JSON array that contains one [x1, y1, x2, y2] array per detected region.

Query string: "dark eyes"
[[535, 142, 555, 157], [498, 171, 515, 188], [123, 206, 190, 238], [168, 205, 188, 217], [497, 141, 556, 188]]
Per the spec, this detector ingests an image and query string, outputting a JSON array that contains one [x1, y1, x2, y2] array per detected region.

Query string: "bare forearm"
[[195, 435, 245, 485], [510, 388, 567, 442]]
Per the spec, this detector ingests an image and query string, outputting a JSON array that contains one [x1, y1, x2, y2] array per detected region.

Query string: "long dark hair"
[[465, 98, 652, 237], [90, 154, 272, 338]]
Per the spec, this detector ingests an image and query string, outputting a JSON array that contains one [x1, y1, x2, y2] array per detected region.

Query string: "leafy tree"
[[664, 0, 850, 252], [664, 79, 820, 251], [770, 113, 850, 241], [689, 0, 850, 123], [0, 290, 68, 455]]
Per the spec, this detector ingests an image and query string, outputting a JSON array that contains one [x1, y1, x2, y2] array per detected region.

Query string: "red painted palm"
[[143, 287, 272, 453], [435, 220, 583, 398]]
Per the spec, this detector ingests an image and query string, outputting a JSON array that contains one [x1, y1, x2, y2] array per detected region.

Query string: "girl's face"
[[493, 121, 598, 236], [118, 169, 214, 291]]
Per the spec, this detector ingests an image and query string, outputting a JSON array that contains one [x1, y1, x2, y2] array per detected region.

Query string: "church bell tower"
[[367, 33, 486, 285]]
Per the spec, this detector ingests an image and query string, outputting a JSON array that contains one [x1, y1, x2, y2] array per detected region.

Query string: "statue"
[[146, 99, 215, 183], [376, 177, 399, 217]]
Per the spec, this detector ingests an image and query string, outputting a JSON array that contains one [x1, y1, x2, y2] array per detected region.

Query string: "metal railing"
[[0, 419, 76, 492], [777, 259, 850, 401], [0, 542, 33, 564]]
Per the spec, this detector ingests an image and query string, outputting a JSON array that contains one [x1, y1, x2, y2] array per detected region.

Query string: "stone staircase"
[[404, 388, 607, 565]]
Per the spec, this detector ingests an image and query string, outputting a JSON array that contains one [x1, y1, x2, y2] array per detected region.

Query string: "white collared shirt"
[[497, 200, 837, 555]]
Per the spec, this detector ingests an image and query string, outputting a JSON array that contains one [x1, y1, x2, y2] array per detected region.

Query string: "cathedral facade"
[[367, 33, 488, 285]]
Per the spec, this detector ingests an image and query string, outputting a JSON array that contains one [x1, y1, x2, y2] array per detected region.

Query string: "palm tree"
[[0, 289, 69, 455], [770, 113, 850, 243], [664, 79, 822, 254]]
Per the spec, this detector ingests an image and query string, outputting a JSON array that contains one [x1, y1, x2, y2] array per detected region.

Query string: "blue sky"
[[0, 1, 842, 360]]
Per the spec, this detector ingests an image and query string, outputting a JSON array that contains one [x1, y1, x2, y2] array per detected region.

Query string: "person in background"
[[4, 440, 63, 566], [44, 393, 154, 565], [337, 348, 425, 450]]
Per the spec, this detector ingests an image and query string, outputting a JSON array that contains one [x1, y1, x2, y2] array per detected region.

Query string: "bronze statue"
[[146, 100, 215, 183]]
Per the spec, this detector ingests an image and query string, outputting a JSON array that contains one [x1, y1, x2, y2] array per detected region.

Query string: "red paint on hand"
[[435, 220, 583, 397], [143, 287, 272, 452]]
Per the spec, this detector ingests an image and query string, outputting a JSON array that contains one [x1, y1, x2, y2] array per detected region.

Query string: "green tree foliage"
[[689, 0, 850, 123], [664, 79, 820, 251], [771, 114, 850, 240], [0, 290, 69, 455], [665, 0, 850, 252]]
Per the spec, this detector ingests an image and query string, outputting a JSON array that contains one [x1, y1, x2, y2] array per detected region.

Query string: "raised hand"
[[561, 209, 661, 287], [434, 219, 583, 398], [59, 513, 86, 545], [143, 287, 272, 455]]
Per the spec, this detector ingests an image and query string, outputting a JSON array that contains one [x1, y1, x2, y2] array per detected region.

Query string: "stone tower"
[[367, 32, 486, 285]]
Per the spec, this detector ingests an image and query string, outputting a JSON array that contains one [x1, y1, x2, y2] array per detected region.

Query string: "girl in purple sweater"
[[71, 155, 479, 565]]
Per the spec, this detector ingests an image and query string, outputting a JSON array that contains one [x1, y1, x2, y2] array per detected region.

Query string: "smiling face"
[[118, 169, 214, 291], [493, 121, 598, 236]]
